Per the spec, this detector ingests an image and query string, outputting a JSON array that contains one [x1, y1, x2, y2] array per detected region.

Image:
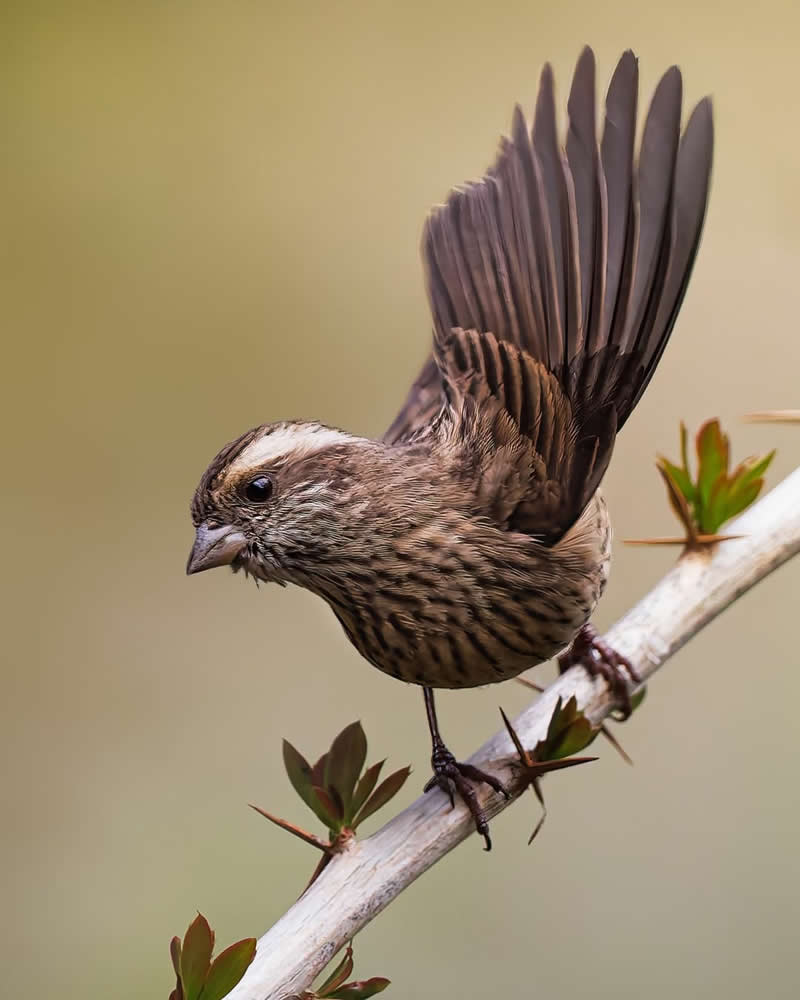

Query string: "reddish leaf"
[[350, 760, 385, 820], [282, 739, 343, 826], [679, 421, 690, 475], [283, 740, 315, 809], [696, 419, 728, 511], [312, 785, 344, 829], [325, 722, 368, 817], [517, 666, 633, 764], [327, 784, 346, 821], [721, 479, 762, 524], [180, 914, 214, 1000], [201, 938, 257, 1000], [734, 450, 775, 487], [544, 696, 569, 746], [550, 718, 597, 758], [329, 978, 391, 999], [726, 451, 774, 513], [649, 420, 773, 549], [658, 455, 694, 504], [536, 696, 599, 759], [656, 463, 696, 541], [311, 753, 329, 789], [316, 946, 355, 996], [353, 766, 411, 828], [170, 936, 182, 978], [703, 473, 730, 534]]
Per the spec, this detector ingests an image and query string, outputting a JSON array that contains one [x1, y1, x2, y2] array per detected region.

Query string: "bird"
[[187, 46, 714, 850]]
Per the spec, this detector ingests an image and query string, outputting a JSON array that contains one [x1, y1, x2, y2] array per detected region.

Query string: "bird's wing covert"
[[434, 327, 612, 540]]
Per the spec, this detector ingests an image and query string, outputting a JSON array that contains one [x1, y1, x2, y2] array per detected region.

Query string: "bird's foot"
[[423, 743, 509, 851], [558, 623, 642, 719]]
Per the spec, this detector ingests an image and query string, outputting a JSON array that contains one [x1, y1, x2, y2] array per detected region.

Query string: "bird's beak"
[[186, 522, 247, 575]]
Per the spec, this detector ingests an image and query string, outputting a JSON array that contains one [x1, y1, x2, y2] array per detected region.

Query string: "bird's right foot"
[[423, 743, 509, 851], [558, 623, 642, 718]]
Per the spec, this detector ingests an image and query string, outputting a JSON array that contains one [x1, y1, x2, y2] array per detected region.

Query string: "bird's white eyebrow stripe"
[[228, 425, 353, 474]]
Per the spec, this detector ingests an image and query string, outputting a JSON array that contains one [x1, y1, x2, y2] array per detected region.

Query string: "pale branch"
[[228, 465, 800, 1000]]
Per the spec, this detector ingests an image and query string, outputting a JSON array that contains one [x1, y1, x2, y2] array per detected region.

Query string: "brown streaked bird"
[[187, 47, 713, 849]]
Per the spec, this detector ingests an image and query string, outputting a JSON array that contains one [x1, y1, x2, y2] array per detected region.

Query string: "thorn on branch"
[[744, 410, 800, 423], [499, 703, 597, 844]]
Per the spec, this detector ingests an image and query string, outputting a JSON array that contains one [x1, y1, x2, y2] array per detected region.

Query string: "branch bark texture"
[[229, 466, 800, 1000]]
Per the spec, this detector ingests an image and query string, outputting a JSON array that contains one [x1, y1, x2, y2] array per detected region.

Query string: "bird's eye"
[[244, 475, 273, 503]]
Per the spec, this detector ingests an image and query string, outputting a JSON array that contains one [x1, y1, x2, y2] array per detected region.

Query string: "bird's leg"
[[558, 623, 642, 718], [421, 687, 509, 851]]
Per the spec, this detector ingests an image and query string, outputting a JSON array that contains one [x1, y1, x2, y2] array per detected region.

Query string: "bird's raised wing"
[[384, 46, 713, 540]]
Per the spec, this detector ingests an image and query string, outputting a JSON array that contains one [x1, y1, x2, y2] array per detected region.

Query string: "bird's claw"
[[559, 624, 642, 718], [424, 744, 509, 851]]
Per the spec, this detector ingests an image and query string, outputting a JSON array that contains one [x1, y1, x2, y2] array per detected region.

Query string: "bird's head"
[[187, 420, 371, 586]]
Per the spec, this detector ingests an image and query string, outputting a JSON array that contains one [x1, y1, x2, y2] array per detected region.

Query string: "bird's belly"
[[420, 590, 593, 688], [332, 579, 599, 689], [326, 490, 611, 689]]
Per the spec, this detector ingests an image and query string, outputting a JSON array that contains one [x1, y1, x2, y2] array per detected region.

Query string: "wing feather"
[[385, 48, 713, 541]]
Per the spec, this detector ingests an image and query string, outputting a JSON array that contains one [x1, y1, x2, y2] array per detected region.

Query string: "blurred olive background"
[[3, 1, 800, 997]]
